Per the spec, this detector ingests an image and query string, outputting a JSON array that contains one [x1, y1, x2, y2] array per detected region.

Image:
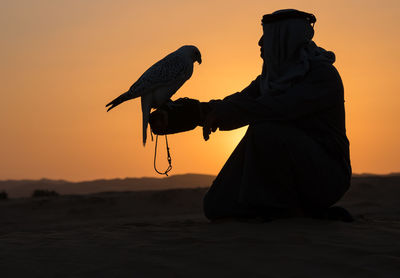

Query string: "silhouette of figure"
[[150, 9, 352, 221]]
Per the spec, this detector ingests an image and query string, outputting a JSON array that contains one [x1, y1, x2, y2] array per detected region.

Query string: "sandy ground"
[[1, 176, 400, 278]]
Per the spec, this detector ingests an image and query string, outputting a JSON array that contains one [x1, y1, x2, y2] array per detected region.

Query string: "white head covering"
[[260, 9, 336, 95]]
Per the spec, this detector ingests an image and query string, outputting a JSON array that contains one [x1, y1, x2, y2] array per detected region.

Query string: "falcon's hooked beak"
[[194, 50, 202, 65]]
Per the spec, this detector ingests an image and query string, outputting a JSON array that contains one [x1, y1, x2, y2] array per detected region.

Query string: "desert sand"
[[0, 174, 399, 277]]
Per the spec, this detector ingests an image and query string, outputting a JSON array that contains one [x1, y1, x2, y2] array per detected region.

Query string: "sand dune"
[[0, 173, 215, 198], [0, 174, 399, 277]]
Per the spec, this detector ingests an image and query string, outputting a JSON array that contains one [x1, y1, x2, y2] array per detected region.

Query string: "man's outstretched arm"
[[149, 77, 260, 135]]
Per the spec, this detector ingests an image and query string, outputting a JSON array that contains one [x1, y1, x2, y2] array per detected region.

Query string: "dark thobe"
[[203, 61, 352, 220]]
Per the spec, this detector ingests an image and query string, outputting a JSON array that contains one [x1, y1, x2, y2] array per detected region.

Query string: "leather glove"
[[149, 98, 211, 135]]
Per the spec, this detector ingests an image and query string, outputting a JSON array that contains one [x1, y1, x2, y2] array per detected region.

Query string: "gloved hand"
[[149, 98, 211, 135]]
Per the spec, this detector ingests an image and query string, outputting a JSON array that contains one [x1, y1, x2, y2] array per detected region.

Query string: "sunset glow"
[[1, 0, 399, 180]]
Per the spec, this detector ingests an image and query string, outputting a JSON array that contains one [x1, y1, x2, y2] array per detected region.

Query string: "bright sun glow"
[[1, 0, 400, 180]]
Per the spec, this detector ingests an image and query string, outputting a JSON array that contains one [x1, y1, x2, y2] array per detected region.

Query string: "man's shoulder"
[[310, 60, 339, 74], [308, 61, 342, 82]]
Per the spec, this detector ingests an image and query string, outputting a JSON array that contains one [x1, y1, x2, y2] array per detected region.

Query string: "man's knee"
[[202, 181, 234, 220]]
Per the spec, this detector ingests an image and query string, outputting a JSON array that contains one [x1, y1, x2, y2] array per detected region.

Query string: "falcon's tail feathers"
[[106, 91, 134, 112], [141, 96, 152, 146]]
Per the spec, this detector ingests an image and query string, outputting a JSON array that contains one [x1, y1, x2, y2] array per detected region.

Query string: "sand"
[[0, 175, 399, 277]]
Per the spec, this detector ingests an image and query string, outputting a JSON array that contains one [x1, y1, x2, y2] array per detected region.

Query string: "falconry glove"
[[149, 98, 212, 135]]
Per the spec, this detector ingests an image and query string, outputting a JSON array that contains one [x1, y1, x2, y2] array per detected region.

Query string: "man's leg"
[[203, 122, 300, 220], [203, 121, 350, 220], [242, 121, 350, 211], [203, 134, 249, 220]]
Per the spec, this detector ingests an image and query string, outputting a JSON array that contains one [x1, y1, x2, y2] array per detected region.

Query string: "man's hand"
[[149, 109, 169, 135], [202, 100, 225, 141], [149, 98, 202, 135], [202, 109, 219, 141], [202, 99, 243, 140]]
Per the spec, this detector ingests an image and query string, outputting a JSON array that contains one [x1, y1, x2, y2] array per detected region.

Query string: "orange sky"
[[1, 0, 399, 181]]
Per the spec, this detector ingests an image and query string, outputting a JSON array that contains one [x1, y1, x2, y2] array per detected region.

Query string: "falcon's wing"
[[130, 53, 191, 98]]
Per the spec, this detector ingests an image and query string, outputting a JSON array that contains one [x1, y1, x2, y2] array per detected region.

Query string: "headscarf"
[[260, 9, 336, 95]]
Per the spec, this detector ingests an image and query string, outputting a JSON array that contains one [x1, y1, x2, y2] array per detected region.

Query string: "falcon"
[[106, 45, 202, 145]]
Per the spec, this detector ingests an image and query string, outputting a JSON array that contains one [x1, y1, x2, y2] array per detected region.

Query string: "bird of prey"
[[106, 45, 202, 145]]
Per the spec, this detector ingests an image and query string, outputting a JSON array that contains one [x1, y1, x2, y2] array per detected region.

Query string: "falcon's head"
[[182, 45, 202, 65]]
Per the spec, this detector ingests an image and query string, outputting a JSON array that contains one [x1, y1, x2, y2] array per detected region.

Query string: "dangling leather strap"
[[154, 135, 172, 176]]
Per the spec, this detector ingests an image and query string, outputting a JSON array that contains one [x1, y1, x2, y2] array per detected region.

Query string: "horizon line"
[[1, 172, 400, 183]]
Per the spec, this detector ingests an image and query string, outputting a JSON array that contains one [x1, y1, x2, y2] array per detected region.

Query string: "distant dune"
[[0, 173, 215, 198], [1, 173, 400, 199]]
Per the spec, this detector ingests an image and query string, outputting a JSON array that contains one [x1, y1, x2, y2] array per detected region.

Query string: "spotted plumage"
[[106, 45, 202, 145]]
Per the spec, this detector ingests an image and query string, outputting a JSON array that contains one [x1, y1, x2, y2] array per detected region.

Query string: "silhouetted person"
[[150, 9, 352, 221]]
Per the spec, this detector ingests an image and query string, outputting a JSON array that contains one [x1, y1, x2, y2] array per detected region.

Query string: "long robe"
[[203, 60, 351, 220]]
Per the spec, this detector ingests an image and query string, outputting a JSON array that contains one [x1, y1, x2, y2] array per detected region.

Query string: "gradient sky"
[[1, 0, 399, 181]]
